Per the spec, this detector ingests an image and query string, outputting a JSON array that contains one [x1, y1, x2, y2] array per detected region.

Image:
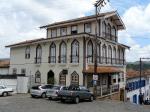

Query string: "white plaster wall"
[[9, 37, 84, 86], [0, 68, 9, 74]]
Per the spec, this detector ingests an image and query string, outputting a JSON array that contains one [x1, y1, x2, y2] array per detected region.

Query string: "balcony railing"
[[103, 32, 117, 42], [58, 55, 67, 63], [35, 57, 42, 64], [48, 56, 56, 63], [97, 84, 119, 96], [100, 57, 125, 65], [70, 55, 79, 63]]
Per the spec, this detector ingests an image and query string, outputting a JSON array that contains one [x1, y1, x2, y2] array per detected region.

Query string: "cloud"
[[119, 3, 150, 62], [0, 0, 95, 58]]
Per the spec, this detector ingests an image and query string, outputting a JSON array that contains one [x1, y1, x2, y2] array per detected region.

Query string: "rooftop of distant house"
[[126, 69, 150, 79], [0, 59, 10, 68]]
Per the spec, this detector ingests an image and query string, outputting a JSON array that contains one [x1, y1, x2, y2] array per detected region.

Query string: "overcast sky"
[[0, 0, 150, 62]]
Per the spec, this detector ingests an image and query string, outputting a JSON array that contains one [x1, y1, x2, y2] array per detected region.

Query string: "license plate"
[[62, 97, 67, 99]]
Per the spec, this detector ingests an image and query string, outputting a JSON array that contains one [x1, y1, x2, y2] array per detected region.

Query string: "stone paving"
[[0, 94, 149, 112]]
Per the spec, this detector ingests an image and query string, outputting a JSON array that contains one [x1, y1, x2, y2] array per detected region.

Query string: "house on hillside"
[[126, 69, 150, 104], [6, 11, 129, 99]]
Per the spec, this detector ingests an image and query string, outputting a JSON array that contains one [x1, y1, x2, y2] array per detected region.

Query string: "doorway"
[[47, 70, 55, 84]]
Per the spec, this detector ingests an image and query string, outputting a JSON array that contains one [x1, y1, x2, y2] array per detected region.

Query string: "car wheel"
[[48, 97, 52, 100], [89, 96, 94, 102], [61, 99, 65, 103], [41, 93, 46, 98], [3, 92, 8, 97], [31, 95, 35, 98], [74, 97, 80, 104]]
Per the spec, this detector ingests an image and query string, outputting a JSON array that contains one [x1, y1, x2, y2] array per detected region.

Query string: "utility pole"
[[139, 58, 150, 93], [94, 0, 109, 96]]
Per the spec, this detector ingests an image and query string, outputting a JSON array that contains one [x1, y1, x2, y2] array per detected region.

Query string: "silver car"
[[46, 85, 66, 100], [30, 85, 53, 98]]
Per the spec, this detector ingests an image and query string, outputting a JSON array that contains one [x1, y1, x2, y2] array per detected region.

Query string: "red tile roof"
[[83, 65, 123, 74], [0, 59, 10, 68], [126, 69, 150, 79]]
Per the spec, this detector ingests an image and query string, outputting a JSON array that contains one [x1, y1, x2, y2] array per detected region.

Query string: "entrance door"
[[47, 70, 55, 84], [133, 94, 137, 104]]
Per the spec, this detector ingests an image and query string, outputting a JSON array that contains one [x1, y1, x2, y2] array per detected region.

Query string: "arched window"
[[59, 41, 67, 63], [71, 71, 79, 85], [71, 40, 79, 63], [25, 46, 30, 59], [108, 45, 112, 64], [113, 47, 117, 64], [102, 44, 107, 64], [35, 71, 41, 83], [97, 43, 101, 63], [35, 45, 42, 64], [111, 26, 117, 41], [49, 42, 56, 63], [87, 40, 93, 63], [102, 21, 106, 37], [119, 48, 124, 65], [107, 24, 111, 39], [59, 72, 66, 85]]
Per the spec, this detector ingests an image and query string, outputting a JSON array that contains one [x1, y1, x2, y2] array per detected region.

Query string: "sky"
[[0, 0, 150, 62]]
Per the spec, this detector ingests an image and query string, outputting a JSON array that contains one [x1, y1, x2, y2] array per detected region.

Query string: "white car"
[[30, 85, 53, 98], [0, 85, 13, 97]]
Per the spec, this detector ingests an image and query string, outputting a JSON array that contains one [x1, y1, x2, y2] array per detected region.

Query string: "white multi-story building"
[[6, 11, 129, 98], [126, 69, 150, 104]]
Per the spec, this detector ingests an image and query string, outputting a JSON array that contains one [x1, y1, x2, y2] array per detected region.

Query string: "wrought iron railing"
[[34, 57, 42, 64]]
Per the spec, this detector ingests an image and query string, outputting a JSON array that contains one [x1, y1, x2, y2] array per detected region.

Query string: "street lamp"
[[93, 0, 109, 96]]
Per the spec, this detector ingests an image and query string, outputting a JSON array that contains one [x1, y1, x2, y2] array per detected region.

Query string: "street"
[[0, 94, 149, 112]]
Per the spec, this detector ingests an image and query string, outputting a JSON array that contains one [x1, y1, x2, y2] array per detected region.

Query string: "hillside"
[[127, 61, 150, 71]]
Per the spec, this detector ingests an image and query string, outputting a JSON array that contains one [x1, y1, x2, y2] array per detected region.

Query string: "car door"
[[80, 87, 91, 99], [0, 86, 4, 95]]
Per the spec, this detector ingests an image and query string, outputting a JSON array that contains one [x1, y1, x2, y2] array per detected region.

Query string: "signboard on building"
[[93, 75, 98, 81]]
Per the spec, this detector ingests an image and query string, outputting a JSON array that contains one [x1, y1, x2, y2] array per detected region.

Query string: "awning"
[[83, 66, 123, 74]]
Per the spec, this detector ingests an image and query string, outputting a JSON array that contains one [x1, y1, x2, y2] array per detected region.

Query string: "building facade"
[[6, 11, 129, 98], [126, 70, 150, 104]]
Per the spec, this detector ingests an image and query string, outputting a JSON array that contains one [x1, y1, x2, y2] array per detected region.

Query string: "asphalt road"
[[0, 94, 149, 112]]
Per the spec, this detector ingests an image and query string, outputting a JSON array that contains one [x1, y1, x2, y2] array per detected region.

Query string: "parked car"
[[46, 85, 67, 100], [0, 85, 13, 97], [143, 100, 150, 105], [58, 85, 94, 104], [30, 84, 53, 98]]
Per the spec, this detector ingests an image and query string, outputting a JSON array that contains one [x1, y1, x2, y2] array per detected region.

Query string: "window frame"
[[25, 46, 30, 59], [84, 23, 91, 33], [71, 39, 79, 63], [49, 42, 56, 63], [71, 71, 79, 85], [59, 41, 67, 63], [87, 40, 93, 63], [35, 71, 41, 83], [60, 27, 67, 36], [71, 25, 78, 34], [51, 29, 57, 38]]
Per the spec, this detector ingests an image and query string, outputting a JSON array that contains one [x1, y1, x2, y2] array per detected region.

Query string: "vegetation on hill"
[[127, 61, 150, 71]]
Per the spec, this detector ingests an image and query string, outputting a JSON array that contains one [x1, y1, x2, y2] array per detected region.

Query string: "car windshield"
[[52, 86, 60, 90]]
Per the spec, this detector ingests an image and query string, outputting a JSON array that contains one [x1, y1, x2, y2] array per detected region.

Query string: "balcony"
[[34, 57, 42, 64], [87, 56, 125, 65], [48, 56, 56, 63], [103, 32, 117, 42], [70, 55, 79, 63], [58, 55, 67, 63]]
